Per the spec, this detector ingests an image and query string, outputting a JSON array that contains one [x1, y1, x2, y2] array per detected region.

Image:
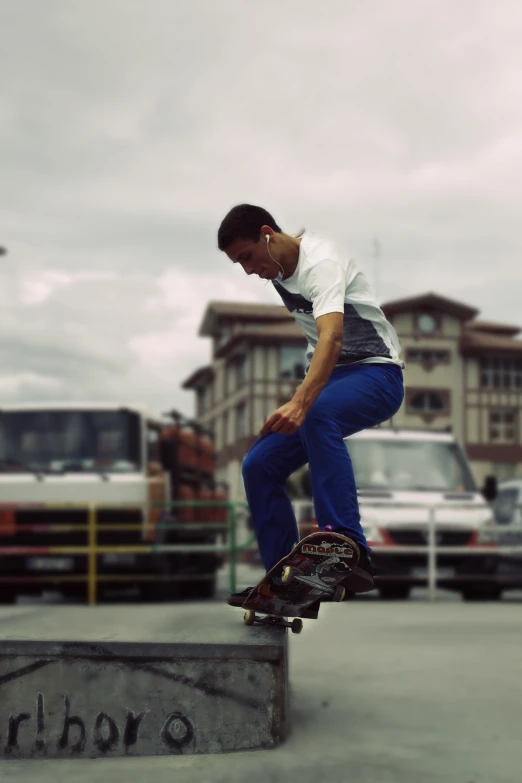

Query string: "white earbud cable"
[[264, 235, 284, 283]]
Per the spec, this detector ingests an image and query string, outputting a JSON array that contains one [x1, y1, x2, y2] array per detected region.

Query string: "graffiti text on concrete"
[[5, 692, 194, 755]]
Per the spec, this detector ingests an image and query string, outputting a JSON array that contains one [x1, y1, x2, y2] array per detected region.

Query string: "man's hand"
[[259, 312, 343, 437], [260, 399, 307, 436]]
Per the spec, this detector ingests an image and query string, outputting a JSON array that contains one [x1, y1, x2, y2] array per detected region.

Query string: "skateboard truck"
[[281, 565, 347, 602], [243, 609, 303, 634]]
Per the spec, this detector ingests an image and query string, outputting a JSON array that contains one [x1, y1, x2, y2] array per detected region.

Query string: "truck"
[[0, 402, 227, 603], [291, 427, 502, 601]]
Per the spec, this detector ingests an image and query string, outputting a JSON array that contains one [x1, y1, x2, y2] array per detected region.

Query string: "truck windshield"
[[345, 438, 477, 492], [0, 409, 141, 474]]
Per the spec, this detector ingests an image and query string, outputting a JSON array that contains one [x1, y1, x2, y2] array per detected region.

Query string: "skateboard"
[[241, 531, 360, 634]]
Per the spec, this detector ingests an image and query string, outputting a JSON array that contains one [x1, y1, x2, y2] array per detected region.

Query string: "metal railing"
[[0, 501, 257, 605], [2, 499, 522, 605], [292, 499, 522, 602]]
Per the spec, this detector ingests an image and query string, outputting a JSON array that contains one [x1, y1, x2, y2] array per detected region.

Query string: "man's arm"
[[292, 311, 343, 410], [259, 311, 343, 436]]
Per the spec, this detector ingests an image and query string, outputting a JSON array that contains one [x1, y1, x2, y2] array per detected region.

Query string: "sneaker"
[[357, 548, 375, 576], [227, 586, 254, 608], [339, 548, 375, 595]]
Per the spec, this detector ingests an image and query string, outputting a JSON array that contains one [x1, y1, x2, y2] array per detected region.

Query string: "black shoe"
[[358, 549, 374, 576], [358, 550, 386, 577], [333, 548, 377, 596], [227, 587, 254, 608]]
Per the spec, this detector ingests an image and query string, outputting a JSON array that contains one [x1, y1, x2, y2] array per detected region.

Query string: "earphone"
[[264, 233, 285, 282]]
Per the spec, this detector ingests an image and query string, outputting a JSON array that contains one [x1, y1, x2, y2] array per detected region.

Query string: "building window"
[[223, 411, 232, 446], [216, 326, 231, 350], [236, 355, 249, 388], [236, 402, 247, 439], [409, 391, 446, 412], [279, 345, 305, 379], [489, 409, 517, 443], [225, 356, 248, 396], [225, 364, 235, 396], [407, 349, 450, 364], [197, 385, 211, 415], [480, 358, 522, 390]]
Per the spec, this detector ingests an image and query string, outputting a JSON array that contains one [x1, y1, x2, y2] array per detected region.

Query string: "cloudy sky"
[[1, 0, 521, 417]]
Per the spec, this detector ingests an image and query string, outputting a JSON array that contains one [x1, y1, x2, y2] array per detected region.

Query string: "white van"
[[294, 428, 502, 601]]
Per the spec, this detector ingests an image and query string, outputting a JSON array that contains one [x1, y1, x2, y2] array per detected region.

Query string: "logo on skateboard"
[[302, 542, 354, 559]]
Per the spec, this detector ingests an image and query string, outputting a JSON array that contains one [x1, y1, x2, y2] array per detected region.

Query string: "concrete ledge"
[[0, 604, 289, 758]]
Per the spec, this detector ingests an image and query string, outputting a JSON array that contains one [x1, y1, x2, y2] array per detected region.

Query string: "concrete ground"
[[1, 565, 521, 782]]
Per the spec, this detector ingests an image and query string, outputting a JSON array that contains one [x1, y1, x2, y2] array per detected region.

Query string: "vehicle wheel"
[[378, 585, 411, 600], [61, 584, 89, 604], [140, 581, 167, 602], [182, 577, 217, 600], [461, 586, 502, 602], [0, 588, 17, 604]]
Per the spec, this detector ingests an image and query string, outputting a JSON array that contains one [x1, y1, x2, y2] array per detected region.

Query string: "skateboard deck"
[[242, 531, 360, 626]]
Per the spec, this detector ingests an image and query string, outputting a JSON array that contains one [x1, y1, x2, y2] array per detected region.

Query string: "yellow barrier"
[[0, 501, 256, 605]]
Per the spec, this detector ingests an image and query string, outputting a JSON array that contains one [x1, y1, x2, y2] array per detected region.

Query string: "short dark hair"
[[217, 204, 282, 251]]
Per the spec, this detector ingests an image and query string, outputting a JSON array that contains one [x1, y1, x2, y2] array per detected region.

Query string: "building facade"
[[182, 293, 522, 499]]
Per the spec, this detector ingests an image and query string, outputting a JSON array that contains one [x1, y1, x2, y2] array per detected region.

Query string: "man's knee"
[[242, 436, 297, 485], [242, 448, 263, 484]]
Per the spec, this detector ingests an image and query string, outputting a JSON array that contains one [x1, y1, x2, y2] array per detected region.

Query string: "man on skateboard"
[[217, 204, 404, 616]]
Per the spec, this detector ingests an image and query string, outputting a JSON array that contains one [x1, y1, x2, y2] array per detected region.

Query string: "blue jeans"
[[242, 363, 404, 571]]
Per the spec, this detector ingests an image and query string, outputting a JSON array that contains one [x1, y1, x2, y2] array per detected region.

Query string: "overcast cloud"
[[1, 0, 522, 416]]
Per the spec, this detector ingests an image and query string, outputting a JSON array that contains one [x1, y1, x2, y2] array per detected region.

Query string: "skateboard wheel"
[[333, 585, 346, 603], [291, 618, 303, 634], [244, 610, 256, 626], [282, 566, 295, 584]]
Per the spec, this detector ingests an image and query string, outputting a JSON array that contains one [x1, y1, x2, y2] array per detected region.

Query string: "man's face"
[[225, 235, 280, 280]]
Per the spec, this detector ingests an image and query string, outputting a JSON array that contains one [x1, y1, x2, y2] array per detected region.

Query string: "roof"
[[199, 301, 291, 336], [465, 320, 521, 337], [460, 331, 522, 356], [381, 292, 478, 321], [181, 365, 215, 390], [214, 323, 305, 359]]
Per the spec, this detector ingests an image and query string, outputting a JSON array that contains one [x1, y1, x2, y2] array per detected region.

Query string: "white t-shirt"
[[273, 232, 404, 371]]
